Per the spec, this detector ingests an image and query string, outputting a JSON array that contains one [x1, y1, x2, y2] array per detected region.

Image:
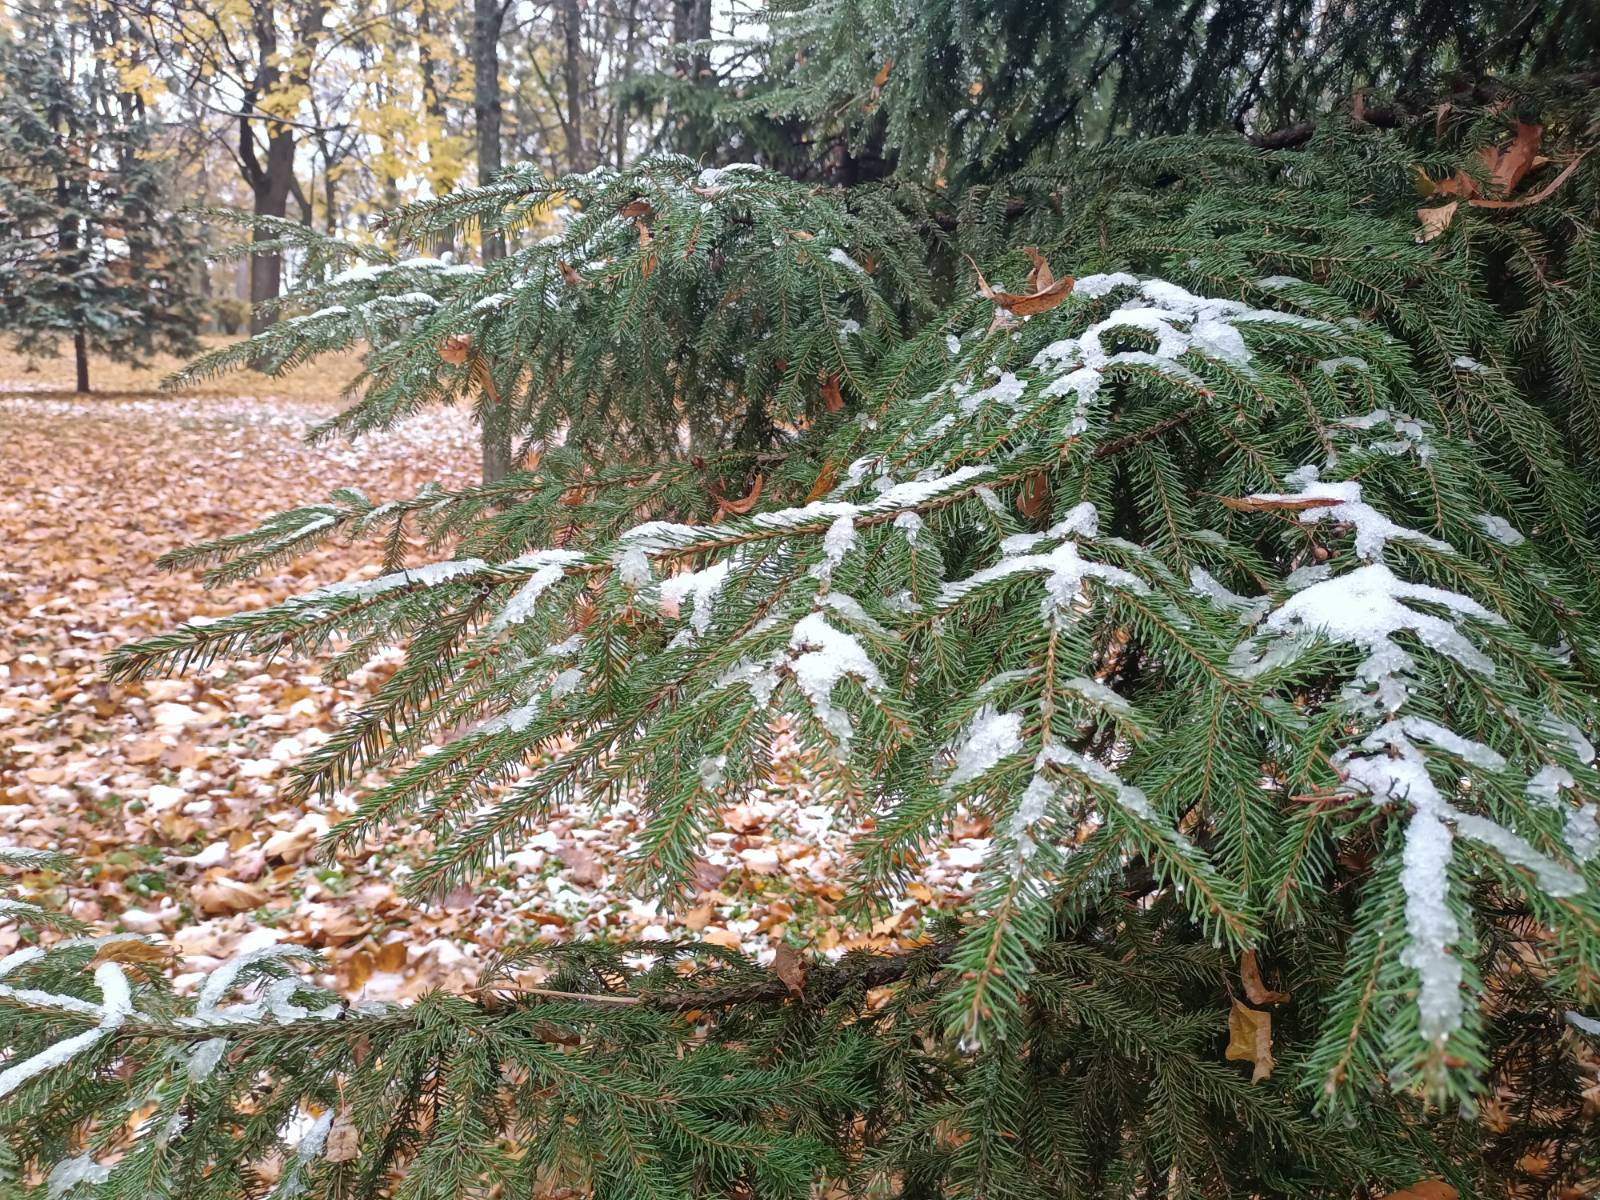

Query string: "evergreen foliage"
[[0, 0, 203, 391], [5, 6, 1600, 1199]]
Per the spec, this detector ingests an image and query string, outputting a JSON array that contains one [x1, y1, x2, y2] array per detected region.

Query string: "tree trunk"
[[560, 0, 586, 173], [473, 0, 511, 483], [473, 0, 506, 263], [74, 327, 90, 393]]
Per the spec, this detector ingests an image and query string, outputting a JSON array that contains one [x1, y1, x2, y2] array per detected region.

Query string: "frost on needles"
[[26, 238, 1600, 1196]]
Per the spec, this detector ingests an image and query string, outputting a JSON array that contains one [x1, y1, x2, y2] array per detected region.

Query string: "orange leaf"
[[715, 473, 765, 517], [1469, 152, 1588, 210], [1023, 246, 1054, 292], [820, 372, 845, 413], [91, 939, 175, 967], [804, 461, 839, 503], [637, 220, 657, 279], [865, 58, 893, 111], [1240, 949, 1290, 1005], [1482, 121, 1542, 195], [619, 198, 653, 219], [967, 253, 1075, 318], [1016, 470, 1050, 520], [557, 260, 584, 286], [438, 333, 473, 365], [1383, 1182, 1458, 1200]]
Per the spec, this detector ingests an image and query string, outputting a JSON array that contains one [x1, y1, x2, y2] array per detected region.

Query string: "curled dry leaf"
[[1415, 201, 1458, 243], [619, 198, 653, 219], [865, 58, 892, 111], [438, 333, 473, 366], [820, 372, 845, 413], [1240, 949, 1290, 1005], [324, 1111, 361, 1162], [1225, 999, 1274, 1082], [967, 252, 1075, 319], [1382, 1182, 1458, 1200], [91, 938, 175, 967], [713, 473, 764, 518], [772, 942, 807, 998], [1016, 471, 1051, 520]]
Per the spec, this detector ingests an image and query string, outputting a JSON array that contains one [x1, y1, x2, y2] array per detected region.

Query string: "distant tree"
[[0, 0, 202, 392]]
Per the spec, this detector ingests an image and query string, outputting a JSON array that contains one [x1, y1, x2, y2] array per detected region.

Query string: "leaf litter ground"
[[0, 345, 991, 1005]]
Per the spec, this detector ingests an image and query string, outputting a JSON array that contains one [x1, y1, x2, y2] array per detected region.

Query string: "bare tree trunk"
[[473, 0, 511, 483], [560, 0, 586, 173], [242, 0, 326, 335], [246, 131, 294, 334], [74, 328, 90, 394]]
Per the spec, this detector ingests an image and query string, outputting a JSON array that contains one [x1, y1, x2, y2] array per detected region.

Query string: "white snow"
[[787, 611, 883, 751], [657, 560, 732, 637], [490, 550, 586, 631], [828, 248, 866, 274], [1473, 513, 1526, 546], [948, 709, 1024, 787], [47, 1154, 110, 1199], [1242, 472, 1450, 560]]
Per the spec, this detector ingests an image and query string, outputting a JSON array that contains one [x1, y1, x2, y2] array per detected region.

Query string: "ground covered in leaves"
[[0, 345, 988, 1003]]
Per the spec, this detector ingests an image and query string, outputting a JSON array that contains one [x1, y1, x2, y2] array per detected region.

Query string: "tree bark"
[[240, 0, 326, 335], [74, 327, 90, 394], [473, 0, 511, 483], [559, 0, 586, 173]]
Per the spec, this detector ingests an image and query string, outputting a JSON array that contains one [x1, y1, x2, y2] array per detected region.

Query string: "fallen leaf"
[[1225, 1000, 1274, 1082], [713, 474, 764, 519], [804, 461, 839, 503], [820, 373, 844, 413], [1240, 949, 1290, 1005], [1415, 201, 1458, 243], [374, 941, 408, 972], [865, 58, 892, 110], [682, 900, 714, 931], [557, 840, 600, 886], [690, 857, 728, 893], [438, 334, 473, 366], [91, 938, 175, 967], [1469, 153, 1588, 210], [1016, 471, 1050, 520], [1485, 121, 1542, 196], [701, 926, 743, 951], [1382, 1182, 1457, 1200], [324, 1111, 360, 1162], [772, 943, 807, 997], [192, 877, 265, 916], [967, 253, 1075, 321]]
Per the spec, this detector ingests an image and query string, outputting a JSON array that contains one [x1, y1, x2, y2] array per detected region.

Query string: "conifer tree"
[[3, 6, 1600, 1199], [0, 0, 202, 392]]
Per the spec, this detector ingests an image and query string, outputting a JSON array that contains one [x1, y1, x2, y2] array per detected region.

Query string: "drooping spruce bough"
[[6, 127, 1600, 1196]]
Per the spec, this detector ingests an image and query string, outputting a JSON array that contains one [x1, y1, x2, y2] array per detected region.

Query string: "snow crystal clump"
[[1243, 472, 1449, 560], [1189, 566, 1269, 624], [787, 612, 883, 752], [948, 709, 1023, 788], [491, 549, 586, 631], [658, 560, 731, 638], [47, 1154, 111, 1200], [940, 504, 1145, 619], [310, 556, 488, 602]]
